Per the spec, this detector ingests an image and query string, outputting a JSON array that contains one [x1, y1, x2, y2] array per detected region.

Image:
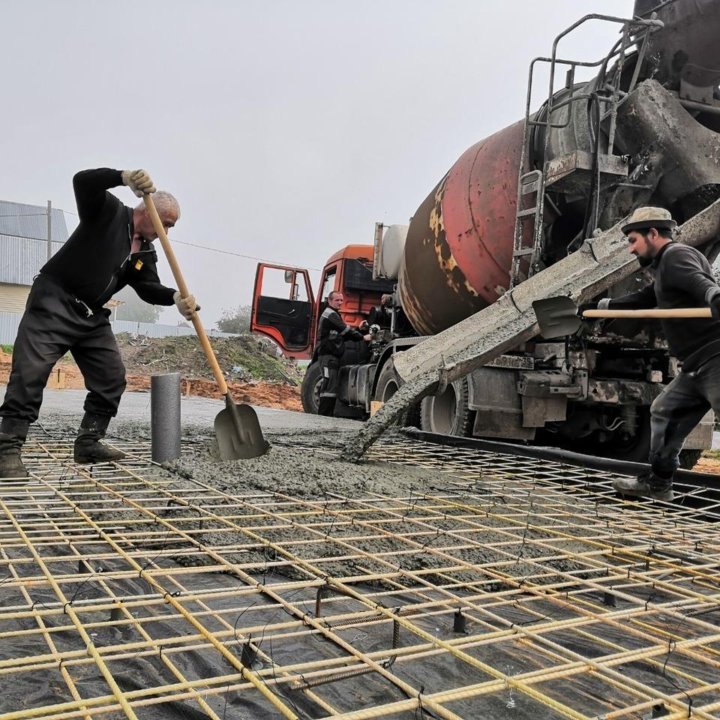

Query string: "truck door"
[[251, 264, 316, 359]]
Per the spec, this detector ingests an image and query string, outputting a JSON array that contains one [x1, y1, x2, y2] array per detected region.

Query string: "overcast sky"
[[1, 0, 634, 327]]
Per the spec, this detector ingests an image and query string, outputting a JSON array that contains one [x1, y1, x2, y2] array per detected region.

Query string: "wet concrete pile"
[[105, 421, 600, 585]]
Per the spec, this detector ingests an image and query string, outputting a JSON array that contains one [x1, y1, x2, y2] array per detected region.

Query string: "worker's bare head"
[[328, 291, 344, 310], [621, 207, 676, 267], [134, 192, 181, 241]]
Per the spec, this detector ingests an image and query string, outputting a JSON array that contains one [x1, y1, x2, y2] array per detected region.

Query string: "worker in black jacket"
[[591, 207, 720, 502], [0, 168, 198, 479], [316, 290, 371, 416]]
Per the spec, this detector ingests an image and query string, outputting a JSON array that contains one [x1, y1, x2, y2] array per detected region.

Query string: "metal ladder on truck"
[[509, 12, 662, 289]]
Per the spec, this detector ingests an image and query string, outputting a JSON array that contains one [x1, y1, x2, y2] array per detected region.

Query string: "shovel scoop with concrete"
[[533, 296, 713, 340]]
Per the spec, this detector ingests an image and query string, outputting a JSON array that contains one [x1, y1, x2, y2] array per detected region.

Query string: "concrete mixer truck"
[[251, 0, 720, 467]]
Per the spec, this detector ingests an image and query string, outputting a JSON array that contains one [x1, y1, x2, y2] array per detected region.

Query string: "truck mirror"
[[284, 270, 294, 284]]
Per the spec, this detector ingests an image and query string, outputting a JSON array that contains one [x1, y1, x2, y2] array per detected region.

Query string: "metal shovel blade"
[[214, 397, 270, 460], [532, 296, 582, 339]]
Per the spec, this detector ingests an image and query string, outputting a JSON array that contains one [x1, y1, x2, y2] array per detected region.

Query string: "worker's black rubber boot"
[[612, 469, 674, 502], [73, 413, 125, 464], [0, 417, 30, 480]]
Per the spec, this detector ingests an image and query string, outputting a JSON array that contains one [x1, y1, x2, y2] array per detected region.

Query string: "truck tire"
[[587, 411, 701, 469], [420, 377, 472, 437], [374, 361, 401, 403], [301, 362, 322, 414], [597, 412, 651, 464], [373, 360, 420, 426], [605, 445, 701, 470], [577, 411, 702, 469]]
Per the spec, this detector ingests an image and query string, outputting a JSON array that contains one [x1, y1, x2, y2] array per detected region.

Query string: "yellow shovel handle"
[[583, 308, 712, 319]]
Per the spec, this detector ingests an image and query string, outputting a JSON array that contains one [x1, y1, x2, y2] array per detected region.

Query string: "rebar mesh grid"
[[0, 435, 718, 720]]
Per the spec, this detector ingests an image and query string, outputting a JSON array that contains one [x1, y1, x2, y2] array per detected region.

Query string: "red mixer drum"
[[398, 120, 526, 335]]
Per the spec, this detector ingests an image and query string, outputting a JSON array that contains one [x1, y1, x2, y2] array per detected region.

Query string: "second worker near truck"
[[589, 206, 720, 502], [316, 290, 372, 416], [0, 167, 198, 480]]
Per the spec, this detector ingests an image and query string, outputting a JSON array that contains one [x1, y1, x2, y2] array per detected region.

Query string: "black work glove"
[[577, 302, 597, 317], [710, 294, 720, 321]]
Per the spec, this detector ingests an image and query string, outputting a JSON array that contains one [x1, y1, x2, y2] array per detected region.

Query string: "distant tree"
[[216, 305, 251, 334], [112, 286, 161, 323]]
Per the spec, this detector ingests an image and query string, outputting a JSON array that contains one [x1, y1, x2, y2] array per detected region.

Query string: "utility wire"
[[2, 208, 322, 270], [171, 238, 322, 271]]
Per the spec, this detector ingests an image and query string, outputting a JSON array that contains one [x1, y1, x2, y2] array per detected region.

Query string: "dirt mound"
[[0, 335, 303, 412], [115, 333, 303, 384]]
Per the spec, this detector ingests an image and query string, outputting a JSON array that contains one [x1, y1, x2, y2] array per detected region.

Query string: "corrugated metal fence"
[[0, 235, 65, 286], [0, 201, 68, 286]]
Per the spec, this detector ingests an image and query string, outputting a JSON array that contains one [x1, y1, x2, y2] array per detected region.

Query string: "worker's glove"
[[121, 169, 156, 197], [173, 291, 200, 320], [710, 294, 720, 321]]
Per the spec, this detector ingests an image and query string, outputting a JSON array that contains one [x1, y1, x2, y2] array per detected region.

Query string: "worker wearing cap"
[[590, 206, 720, 501], [0, 168, 199, 480]]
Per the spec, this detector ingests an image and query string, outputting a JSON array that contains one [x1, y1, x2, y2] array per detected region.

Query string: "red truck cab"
[[251, 244, 395, 359]]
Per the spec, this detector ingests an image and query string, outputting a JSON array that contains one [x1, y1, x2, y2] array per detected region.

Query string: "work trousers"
[[317, 354, 340, 416], [0, 275, 127, 424], [649, 355, 720, 475]]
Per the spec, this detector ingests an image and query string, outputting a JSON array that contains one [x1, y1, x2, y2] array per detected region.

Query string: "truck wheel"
[[584, 414, 701, 470], [373, 361, 420, 426], [420, 377, 472, 436], [301, 362, 322, 414], [600, 416, 650, 464], [374, 361, 401, 403]]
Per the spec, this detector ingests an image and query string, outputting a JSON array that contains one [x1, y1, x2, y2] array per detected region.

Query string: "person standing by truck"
[[590, 207, 720, 502], [316, 291, 372, 416], [0, 167, 198, 479]]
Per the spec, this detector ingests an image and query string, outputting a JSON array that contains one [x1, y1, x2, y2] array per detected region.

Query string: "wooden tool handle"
[[143, 195, 229, 395], [583, 308, 713, 319]]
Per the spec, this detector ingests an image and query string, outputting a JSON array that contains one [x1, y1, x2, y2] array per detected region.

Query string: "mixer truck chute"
[[251, 1, 720, 466]]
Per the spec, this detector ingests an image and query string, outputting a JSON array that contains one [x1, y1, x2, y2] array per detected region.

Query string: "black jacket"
[[41, 168, 176, 310], [317, 306, 364, 357], [606, 242, 720, 369]]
